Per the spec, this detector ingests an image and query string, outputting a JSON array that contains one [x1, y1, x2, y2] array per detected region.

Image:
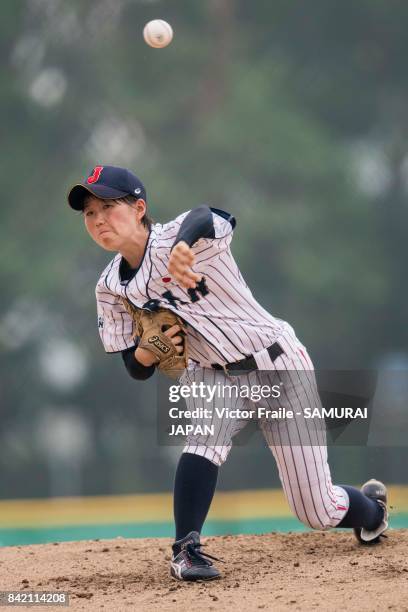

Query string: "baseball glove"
[[122, 299, 188, 379]]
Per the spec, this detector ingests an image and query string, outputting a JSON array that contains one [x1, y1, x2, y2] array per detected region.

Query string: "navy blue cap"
[[68, 165, 147, 211]]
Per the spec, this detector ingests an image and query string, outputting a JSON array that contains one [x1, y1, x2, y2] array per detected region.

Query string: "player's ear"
[[135, 198, 147, 222]]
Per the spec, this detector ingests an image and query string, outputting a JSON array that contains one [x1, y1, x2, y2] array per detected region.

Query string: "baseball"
[[143, 20, 173, 48]]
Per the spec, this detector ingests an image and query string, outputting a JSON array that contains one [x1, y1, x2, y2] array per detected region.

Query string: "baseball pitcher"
[[68, 165, 388, 581]]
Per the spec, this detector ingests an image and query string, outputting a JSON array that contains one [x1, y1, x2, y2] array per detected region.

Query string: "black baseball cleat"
[[170, 531, 221, 581], [354, 479, 389, 545]]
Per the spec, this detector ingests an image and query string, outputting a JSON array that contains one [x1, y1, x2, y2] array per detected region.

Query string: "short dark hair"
[[117, 195, 153, 229], [82, 193, 153, 229]]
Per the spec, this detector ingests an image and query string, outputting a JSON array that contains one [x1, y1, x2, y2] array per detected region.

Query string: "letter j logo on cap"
[[87, 166, 104, 184]]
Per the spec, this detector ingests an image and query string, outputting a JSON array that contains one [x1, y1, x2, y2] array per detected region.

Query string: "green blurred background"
[[1, 0, 408, 543]]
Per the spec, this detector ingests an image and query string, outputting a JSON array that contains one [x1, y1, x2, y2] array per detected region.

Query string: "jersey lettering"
[[161, 290, 188, 309], [187, 277, 209, 303]]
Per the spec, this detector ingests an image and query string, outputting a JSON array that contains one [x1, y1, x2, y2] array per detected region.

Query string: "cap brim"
[[67, 184, 130, 210]]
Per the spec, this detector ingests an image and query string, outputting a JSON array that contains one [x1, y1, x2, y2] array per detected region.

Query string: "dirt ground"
[[0, 530, 407, 611]]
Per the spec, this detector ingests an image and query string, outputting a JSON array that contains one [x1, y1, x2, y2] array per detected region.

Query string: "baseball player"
[[68, 165, 389, 582]]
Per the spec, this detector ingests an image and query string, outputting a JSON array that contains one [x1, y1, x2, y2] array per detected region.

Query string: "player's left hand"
[[168, 241, 203, 289]]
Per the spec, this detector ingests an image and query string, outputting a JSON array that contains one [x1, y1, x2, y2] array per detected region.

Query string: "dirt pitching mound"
[[0, 530, 407, 611]]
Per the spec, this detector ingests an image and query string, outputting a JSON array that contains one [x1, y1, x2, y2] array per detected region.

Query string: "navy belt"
[[211, 342, 284, 376]]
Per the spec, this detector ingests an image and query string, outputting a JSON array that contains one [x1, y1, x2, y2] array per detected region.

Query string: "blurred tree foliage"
[[0, 0, 407, 497]]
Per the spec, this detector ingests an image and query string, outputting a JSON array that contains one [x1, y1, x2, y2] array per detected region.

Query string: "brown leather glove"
[[122, 299, 188, 379]]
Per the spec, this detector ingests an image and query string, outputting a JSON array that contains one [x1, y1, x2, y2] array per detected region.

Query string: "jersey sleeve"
[[121, 343, 156, 380], [170, 206, 236, 254], [96, 289, 135, 353], [192, 206, 236, 254], [210, 207, 236, 239]]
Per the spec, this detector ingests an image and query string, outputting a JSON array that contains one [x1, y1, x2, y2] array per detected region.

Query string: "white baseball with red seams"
[[96, 209, 350, 530]]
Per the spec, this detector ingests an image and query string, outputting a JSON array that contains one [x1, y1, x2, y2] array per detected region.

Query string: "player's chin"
[[95, 235, 119, 251]]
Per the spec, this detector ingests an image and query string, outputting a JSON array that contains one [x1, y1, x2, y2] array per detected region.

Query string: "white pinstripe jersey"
[[96, 208, 292, 366]]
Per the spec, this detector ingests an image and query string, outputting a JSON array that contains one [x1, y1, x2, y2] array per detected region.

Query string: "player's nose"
[[95, 211, 105, 226]]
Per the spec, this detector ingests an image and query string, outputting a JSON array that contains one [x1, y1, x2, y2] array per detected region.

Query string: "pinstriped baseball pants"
[[181, 333, 349, 530]]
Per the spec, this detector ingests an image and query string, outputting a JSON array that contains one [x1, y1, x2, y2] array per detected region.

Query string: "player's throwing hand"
[[168, 241, 202, 289]]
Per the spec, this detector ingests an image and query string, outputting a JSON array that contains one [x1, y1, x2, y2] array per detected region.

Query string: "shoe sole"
[[353, 527, 383, 545], [170, 568, 221, 582]]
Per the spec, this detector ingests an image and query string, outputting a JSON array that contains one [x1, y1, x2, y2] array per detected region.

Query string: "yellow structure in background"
[[0, 486, 407, 529]]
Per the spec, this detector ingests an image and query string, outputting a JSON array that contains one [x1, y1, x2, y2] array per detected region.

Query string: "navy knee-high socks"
[[337, 485, 384, 530], [173, 453, 218, 542]]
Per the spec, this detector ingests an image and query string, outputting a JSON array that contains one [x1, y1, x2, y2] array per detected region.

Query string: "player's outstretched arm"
[[168, 205, 214, 288], [168, 204, 235, 289]]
